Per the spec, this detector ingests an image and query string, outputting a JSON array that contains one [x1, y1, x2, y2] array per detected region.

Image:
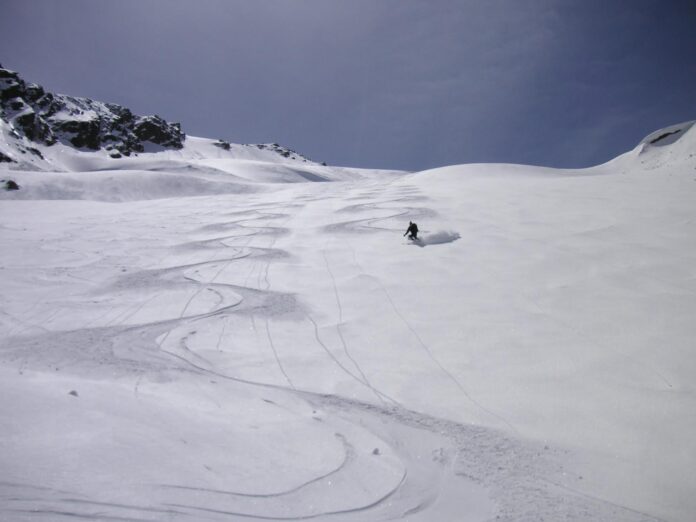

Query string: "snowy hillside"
[[1, 68, 695, 521], [0, 66, 398, 202], [0, 64, 329, 182], [0, 129, 400, 201]]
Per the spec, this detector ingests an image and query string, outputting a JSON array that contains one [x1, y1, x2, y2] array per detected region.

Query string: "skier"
[[403, 221, 419, 240]]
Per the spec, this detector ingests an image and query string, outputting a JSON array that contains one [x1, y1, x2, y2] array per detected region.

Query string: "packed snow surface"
[[1, 123, 695, 521]]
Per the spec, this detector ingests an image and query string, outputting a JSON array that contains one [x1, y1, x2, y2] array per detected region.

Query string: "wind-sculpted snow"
[[1, 125, 695, 521], [639, 120, 694, 148]]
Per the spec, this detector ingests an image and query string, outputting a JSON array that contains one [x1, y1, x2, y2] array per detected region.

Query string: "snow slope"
[[1, 121, 695, 521], [0, 131, 402, 201]]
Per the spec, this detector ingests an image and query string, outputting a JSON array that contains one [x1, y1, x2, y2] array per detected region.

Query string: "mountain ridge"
[[0, 64, 318, 171], [0, 64, 185, 158]]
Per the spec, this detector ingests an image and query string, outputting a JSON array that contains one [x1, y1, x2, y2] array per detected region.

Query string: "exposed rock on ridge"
[[0, 64, 185, 156]]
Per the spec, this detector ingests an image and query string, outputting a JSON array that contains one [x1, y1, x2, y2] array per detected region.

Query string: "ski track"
[[305, 313, 400, 407], [159, 433, 353, 500], [321, 248, 379, 400], [343, 188, 520, 434], [264, 316, 296, 390], [253, 206, 297, 388], [379, 278, 520, 435], [0, 180, 675, 522]]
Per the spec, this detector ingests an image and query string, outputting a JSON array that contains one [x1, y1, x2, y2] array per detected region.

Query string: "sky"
[[1, 0, 694, 171]]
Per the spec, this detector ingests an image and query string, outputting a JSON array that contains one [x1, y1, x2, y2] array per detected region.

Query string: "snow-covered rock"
[[0, 65, 185, 159]]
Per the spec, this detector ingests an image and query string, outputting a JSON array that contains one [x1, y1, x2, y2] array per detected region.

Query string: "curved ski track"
[[0, 181, 668, 522]]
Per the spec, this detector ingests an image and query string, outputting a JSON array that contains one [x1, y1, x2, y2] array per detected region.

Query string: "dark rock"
[[0, 151, 14, 163], [133, 115, 184, 148], [35, 91, 55, 110], [0, 68, 18, 79], [25, 147, 44, 159], [24, 83, 45, 103], [650, 130, 682, 144], [14, 108, 55, 144], [1, 66, 186, 155], [9, 98, 25, 111], [4, 179, 19, 190], [213, 139, 231, 150], [0, 69, 24, 101], [53, 118, 102, 149], [110, 105, 135, 126]]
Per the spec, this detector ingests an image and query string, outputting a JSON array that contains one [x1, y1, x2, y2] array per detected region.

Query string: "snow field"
[[1, 123, 695, 520]]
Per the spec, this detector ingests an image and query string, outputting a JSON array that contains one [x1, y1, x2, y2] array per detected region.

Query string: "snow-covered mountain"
[[0, 64, 184, 161], [1, 67, 695, 522], [0, 64, 324, 175]]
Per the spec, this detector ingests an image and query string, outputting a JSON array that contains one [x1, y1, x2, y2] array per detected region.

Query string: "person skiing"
[[404, 221, 419, 240]]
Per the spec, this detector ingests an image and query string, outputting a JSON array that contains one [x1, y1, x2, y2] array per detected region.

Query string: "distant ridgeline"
[[0, 64, 315, 164]]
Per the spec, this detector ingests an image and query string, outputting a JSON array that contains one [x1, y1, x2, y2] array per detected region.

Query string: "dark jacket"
[[404, 222, 418, 237]]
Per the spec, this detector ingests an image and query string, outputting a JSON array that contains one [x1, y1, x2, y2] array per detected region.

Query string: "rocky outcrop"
[[213, 139, 231, 150], [132, 115, 183, 149], [0, 65, 185, 156], [2, 179, 19, 190], [255, 142, 315, 162]]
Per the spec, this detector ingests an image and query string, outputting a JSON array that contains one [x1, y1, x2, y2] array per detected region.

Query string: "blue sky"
[[1, 0, 694, 170]]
